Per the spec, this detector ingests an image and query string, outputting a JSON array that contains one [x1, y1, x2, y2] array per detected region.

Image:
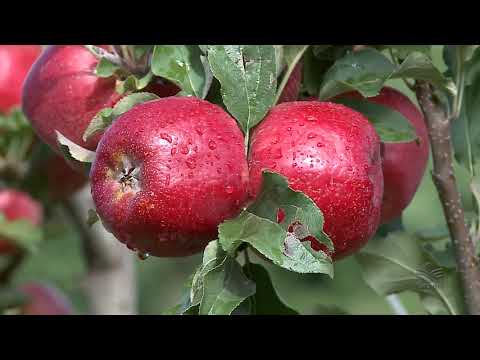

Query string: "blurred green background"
[[9, 46, 465, 315]]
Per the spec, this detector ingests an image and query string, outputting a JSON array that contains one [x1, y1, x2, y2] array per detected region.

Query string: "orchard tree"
[[1, 44, 480, 315]]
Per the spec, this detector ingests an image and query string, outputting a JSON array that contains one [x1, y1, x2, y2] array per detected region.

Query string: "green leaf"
[[246, 263, 298, 315], [0, 109, 35, 159], [151, 45, 210, 98], [302, 47, 333, 96], [391, 51, 456, 95], [248, 171, 333, 250], [319, 48, 395, 100], [0, 287, 28, 312], [86, 209, 99, 228], [219, 171, 333, 276], [207, 45, 277, 132], [356, 231, 464, 315], [219, 212, 333, 276], [332, 97, 417, 143], [115, 72, 154, 95], [199, 256, 255, 315], [191, 240, 227, 307], [56, 131, 95, 175], [166, 240, 227, 315], [0, 213, 43, 252], [419, 271, 466, 315], [422, 242, 456, 270], [384, 45, 431, 59], [310, 304, 350, 315], [83, 92, 159, 141], [274, 45, 285, 77], [82, 108, 113, 142], [275, 45, 308, 104], [95, 57, 121, 78]]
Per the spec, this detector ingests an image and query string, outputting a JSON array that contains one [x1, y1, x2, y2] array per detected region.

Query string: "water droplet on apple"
[[171, 147, 177, 155], [225, 185, 234, 194], [180, 145, 189, 155], [186, 159, 196, 169], [317, 142, 324, 148], [307, 133, 316, 139], [160, 133, 172, 143], [195, 126, 203, 136], [208, 140, 217, 150], [137, 251, 150, 260]]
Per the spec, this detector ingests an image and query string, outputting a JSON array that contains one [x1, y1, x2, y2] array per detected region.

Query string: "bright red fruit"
[[19, 282, 73, 315], [338, 87, 429, 224], [0, 190, 43, 254], [249, 101, 384, 260], [22, 45, 123, 153], [0, 45, 42, 113], [278, 62, 303, 103], [90, 97, 249, 257]]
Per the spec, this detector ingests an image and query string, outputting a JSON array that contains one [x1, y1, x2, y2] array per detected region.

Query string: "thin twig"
[[415, 80, 480, 314]]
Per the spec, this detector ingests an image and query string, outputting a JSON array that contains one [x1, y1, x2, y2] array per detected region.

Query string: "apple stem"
[[63, 189, 138, 315], [385, 294, 408, 315], [415, 80, 480, 314]]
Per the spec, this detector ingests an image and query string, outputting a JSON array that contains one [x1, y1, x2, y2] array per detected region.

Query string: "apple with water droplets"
[[90, 97, 249, 257], [22, 45, 180, 156], [338, 87, 429, 224], [249, 101, 384, 260], [0, 189, 43, 254], [0, 45, 42, 113]]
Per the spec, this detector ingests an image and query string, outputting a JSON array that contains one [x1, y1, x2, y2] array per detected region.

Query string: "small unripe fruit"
[[249, 101, 383, 260], [90, 97, 249, 257], [0, 45, 42, 113], [338, 87, 429, 224], [0, 190, 43, 254]]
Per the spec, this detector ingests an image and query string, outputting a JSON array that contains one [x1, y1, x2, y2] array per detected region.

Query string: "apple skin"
[[45, 154, 88, 200], [22, 45, 123, 153], [278, 62, 303, 103], [18, 282, 73, 315], [0, 190, 43, 254], [337, 87, 429, 224], [0, 45, 42, 114], [248, 101, 384, 260], [90, 97, 249, 257]]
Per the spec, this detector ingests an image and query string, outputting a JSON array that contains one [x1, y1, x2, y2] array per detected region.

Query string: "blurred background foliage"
[[7, 45, 462, 315]]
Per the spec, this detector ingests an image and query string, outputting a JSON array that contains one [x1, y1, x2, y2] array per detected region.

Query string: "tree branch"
[[415, 80, 480, 314], [64, 187, 138, 315]]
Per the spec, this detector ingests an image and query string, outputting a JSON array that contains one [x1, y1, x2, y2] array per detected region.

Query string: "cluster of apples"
[[3, 45, 429, 264]]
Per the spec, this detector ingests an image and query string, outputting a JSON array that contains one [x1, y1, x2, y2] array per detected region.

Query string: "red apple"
[[45, 154, 88, 200], [90, 97, 249, 257], [0, 190, 43, 254], [338, 87, 429, 224], [0, 45, 42, 114], [18, 282, 73, 315], [22, 45, 123, 153], [278, 62, 303, 103], [249, 101, 383, 260]]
